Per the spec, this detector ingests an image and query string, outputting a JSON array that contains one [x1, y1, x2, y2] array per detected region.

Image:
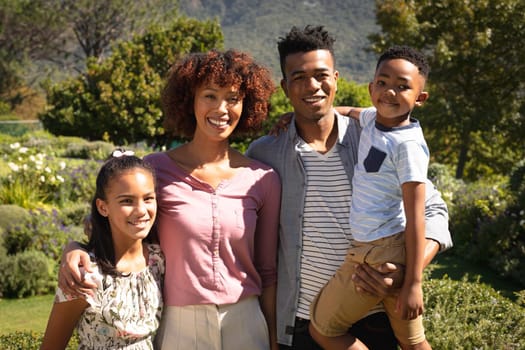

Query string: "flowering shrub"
[[1, 142, 67, 206], [56, 159, 100, 205], [1, 141, 103, 207]]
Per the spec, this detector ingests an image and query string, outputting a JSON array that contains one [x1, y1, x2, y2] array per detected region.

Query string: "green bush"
[[40, 16, 223, 145], [59, 202, 90, 227], [3, 208, 84, 261], [424, 274, 524, 349], [0, 205, 31, 256], [0, 331, 43, 350], [478, 161, 525, 285], [0, 250, 56, 298], [0, 331, 79, 350], [0, 204, 31, 233], [429, 162, 525, 286]]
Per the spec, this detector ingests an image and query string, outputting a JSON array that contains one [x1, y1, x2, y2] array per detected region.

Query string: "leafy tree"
[[0, 0, 65, 105], [370, 0, 525, 179], [40, 16, 223, 145], [61, 0, 179, 62], [0, 0, 178, 107]]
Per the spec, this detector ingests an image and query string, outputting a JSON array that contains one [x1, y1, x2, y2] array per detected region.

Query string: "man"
[[246, 25, 452, 349]]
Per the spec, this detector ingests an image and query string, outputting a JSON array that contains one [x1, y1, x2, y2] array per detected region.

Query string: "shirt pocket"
[[363, 146, 386, 173]]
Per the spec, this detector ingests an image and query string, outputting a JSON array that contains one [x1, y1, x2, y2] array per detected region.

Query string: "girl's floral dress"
[[55, 244, 164, 349]]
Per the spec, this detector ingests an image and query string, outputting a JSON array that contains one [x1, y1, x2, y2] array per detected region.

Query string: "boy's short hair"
[[277, 25, 336, 78], [377, 46, 430, 79]]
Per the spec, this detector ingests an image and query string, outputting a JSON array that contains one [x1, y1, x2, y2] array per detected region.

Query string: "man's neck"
[[295, 110, 338, 154]]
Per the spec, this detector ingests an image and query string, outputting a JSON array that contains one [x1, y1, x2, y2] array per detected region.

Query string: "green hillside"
[[179, 0, 379, 82]]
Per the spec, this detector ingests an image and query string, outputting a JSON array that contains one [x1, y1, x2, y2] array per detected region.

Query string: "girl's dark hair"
[[277, 25, 336, 79], [162, 49, 275, 139], [87, 151, 156, 276]]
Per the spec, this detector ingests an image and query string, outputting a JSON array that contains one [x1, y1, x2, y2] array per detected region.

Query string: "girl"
[[41, 151, 164, 350]]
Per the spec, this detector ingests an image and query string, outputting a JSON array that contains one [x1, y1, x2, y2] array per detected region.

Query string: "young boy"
[[309, 46, 432, 350]]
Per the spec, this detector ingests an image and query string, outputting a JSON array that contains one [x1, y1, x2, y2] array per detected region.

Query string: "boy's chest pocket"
[[363, 146, 387, 172]]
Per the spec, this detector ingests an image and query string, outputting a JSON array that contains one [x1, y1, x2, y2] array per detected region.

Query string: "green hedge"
[[424, 275, 524, 349], [0, 331, 79, 350]]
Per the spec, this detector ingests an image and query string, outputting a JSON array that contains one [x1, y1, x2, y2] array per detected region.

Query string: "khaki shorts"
[[309, 232, 426, 345]]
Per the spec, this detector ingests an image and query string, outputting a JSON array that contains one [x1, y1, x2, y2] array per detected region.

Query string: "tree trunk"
[[455, 134, 470, 179]]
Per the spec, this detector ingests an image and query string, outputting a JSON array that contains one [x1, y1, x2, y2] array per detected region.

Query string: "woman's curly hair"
[[162, 49, 275, 139]]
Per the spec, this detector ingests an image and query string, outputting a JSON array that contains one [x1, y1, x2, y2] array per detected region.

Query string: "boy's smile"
[[369, 58, 428, 127]]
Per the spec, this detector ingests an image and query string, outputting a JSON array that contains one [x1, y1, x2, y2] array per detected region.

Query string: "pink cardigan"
[[145, 152, 281, 306]]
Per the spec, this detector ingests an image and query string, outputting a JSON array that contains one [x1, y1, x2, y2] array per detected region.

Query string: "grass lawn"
[[429, 250, 523, 301], [0, 294, 54, 335], [0, 252, 522, 336]]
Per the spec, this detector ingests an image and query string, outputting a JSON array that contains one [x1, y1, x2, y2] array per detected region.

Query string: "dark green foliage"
[[424, 275, 524, 348], [333, 78, 371, 107], [0, 250, 56, 298], [430, 161, 525, 287], [40, 16, 224, 146], [482, 161, 525, 285]]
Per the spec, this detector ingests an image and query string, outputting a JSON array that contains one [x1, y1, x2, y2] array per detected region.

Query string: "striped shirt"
[[296, 140, 352, 319]]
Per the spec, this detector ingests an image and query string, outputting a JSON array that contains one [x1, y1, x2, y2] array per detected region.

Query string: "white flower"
[[56, 175, 65, 183], [59, 161, 66, 170], [40, 175, 46, 183], [19, 147, 28, 154], [45, 167, 51, 173], [8, 162, 19, 172], [9, 142, 20, 149], [22, 164, 28, 171], [29, 155, 36, 162]]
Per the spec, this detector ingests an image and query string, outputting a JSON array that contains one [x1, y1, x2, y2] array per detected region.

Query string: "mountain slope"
[[179, 0, 379, 82]]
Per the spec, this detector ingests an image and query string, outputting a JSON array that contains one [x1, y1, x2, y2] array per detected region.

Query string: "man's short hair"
[[277, 25, 336, 78]]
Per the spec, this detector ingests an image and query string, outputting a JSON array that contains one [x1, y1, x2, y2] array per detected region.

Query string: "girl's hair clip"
[[112, 149, 135, 158]]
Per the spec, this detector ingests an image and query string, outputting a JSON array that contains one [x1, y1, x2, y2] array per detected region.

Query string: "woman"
[[60, 50, 281, 350]]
